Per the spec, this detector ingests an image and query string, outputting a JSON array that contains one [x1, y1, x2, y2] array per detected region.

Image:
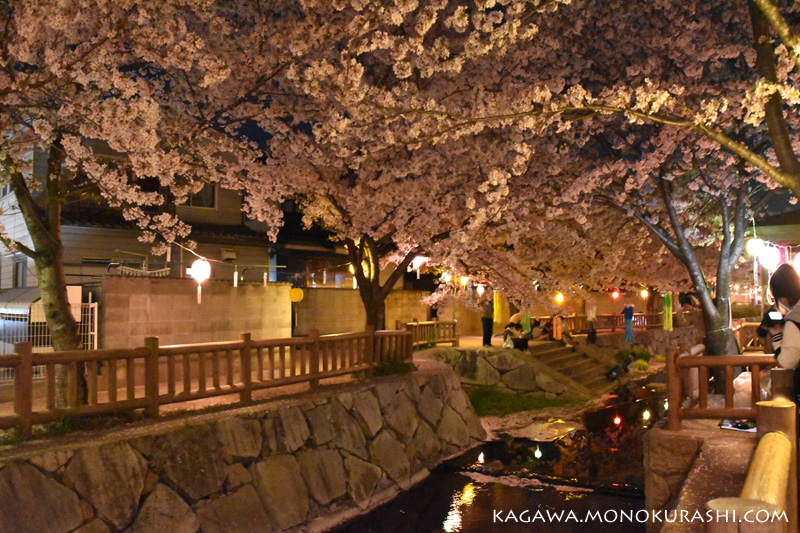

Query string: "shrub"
[[654, 355, 666, 363], [468, 386, 571, 416], [633, 360, 650, 371], [617, 348, 652, 363]]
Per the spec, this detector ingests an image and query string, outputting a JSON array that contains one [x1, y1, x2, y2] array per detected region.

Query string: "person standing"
[[769, 264, 800, 400], [624, 304, 635, 343], [481, 291, 494, 347]]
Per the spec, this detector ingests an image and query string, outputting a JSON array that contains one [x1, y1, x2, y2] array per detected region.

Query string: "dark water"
[[335, 382, 666, 533]]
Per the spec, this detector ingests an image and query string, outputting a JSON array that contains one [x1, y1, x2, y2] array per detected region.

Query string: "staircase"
[[527, 340, 616, 395]]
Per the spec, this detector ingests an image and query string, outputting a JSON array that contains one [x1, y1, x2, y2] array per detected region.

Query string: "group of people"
[[480, 292, 563, 350]]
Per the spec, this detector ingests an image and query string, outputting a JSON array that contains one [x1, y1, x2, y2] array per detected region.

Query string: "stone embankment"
[[0, 365, 485, 533], [424, 347, 584, 400]]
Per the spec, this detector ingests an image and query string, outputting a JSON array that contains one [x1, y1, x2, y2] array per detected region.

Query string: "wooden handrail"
[[666, 345, 779, 431], [402, 319, 459, 349], [0, 328, 412, 436]]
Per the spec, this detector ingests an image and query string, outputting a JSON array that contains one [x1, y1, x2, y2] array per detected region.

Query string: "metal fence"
[[0, 303, 97, 382]]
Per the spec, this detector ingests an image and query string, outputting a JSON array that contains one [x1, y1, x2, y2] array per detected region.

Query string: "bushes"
[[617, 348, 652, 363], [468, 386, 571, 416], [633, 360, 650, 371]]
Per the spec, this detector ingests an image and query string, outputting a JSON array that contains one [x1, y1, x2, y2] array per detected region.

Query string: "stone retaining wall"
[[425, 347, 576, 399], [0, 367, 485, 533], [577, 326, 700, 357]]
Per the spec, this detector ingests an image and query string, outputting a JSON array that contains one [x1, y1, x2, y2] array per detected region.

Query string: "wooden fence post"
[[309, 329, 320, 389], [240, 333, 252, 403], [365, 325, 375, 376], [666, 346, 682, 431], [14, 342, 33, 438], [453, 319, 459, 347], [771, 368, 795, 402], [144, 337, 160, 419]]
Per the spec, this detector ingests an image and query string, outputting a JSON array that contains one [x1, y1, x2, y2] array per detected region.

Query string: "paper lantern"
[[555, 292, 564, 304], [611, 291, 620, 300], [289, 287, 304, 303], [746, 238, 765, 257], [757, 245, 780, 270]]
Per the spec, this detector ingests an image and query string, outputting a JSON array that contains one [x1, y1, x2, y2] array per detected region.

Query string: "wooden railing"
[[732, 318, 764, 352], [0, 327, 412, 437], [666, 344, 779, 431], [401, 319, 459, 349], [705, 394, 797, 533], [535, 313, 663, 332]]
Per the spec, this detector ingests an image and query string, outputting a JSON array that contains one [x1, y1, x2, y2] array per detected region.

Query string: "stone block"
[[351, 391, 383, 437], [28, 450, 73, 472], [297, 449, 347, 506], [500, 365, 538, 391], [215, 418, 262, 460], [131, 484, 199, 533], [409, 421, 442, 468], [73, 519, 111, 533], [329, 400, 368, 459], [369, 430, 411, 484], [278, 405, 310, 452], [344, 456, 383, 508], [0, 461, 83, 533], [224, 464, 252, 491], [63, 442, 148, 530], [417, 384, 444, 427], [250, 456, 309, 530], [384, 392, 420, 443], [306, 404, 335, 445], [456, 354, 500, 386], [645, 431, 701, 477], [485, 352, 525, 372], [437, 406, 470, 448], [534, 371, 567, 394], [150, 425, 227, 502], [196, 485, 270, 533]]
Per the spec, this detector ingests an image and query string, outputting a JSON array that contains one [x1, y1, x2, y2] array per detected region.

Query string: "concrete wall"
[[294, 288, 431, 335], [573, 326, 701, 357], [100, 276, 292, 349], [0, 367, 485, 533]]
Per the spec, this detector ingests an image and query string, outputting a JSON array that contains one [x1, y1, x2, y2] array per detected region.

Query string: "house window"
[[186, 184, 216, 208], [13, 258, 26, 288], [1, 184, 11, 197]]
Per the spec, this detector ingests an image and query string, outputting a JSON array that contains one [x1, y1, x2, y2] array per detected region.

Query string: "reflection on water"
[[335, 383, 661, 533]]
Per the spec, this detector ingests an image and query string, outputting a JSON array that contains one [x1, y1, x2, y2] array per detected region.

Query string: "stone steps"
[[527, 341, 565, 355], [527, 341, 615, 395]]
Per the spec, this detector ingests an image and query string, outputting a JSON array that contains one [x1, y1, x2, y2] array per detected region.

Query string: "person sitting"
[[503, 322, 529, 351]]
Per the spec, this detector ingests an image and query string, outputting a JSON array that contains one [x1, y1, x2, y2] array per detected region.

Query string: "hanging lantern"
[[746, 238, 765, 257], [289, 288, 304, 303], [460, 276, 470, 287], [476, 284, 485, 296], [611, 291, 620, 300], [555, 292, 564, 304], [441, 272, 452, 283], [640, 289, 649, 299], [190, 259, 211, 304], [757, 245, 781, 270], [410, 256, 429, 279]]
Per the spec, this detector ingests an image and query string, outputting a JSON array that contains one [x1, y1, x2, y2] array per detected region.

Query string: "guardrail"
[[533, 313, 663, 332], [0, 327, 412, 437], [666, 344, 779, 430], [732, 318, 764, 352], [401, 319, 458, 349]]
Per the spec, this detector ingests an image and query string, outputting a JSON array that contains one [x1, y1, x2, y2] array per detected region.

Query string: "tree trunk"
[[361, 289, 387, 331], [34, 244, 83, 407]]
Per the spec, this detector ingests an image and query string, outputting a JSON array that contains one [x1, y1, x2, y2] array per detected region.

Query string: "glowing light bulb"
[[733, 284, 739, 291], [460, 276, 470, 287], [555, 292, 564, 304], [758, 246, 781, 270], [746, 238, 765, 257], [476, 284, 485, 296], [611, 291, 619, 300], [477, 452, 484, 464], [642, 410, 651, 421], [441, 272, 452, 283], [613, 415, 622, 426], [534, 446, 542, 459], [640, 289, 649, 299]]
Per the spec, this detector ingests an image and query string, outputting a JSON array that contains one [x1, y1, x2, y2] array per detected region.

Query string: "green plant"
[[468, 386, 572, 416], [374, 359, 417, 376], [655, 355, 666, 363], [633, 360, 650, 371], [617, 348, 651, 363]]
